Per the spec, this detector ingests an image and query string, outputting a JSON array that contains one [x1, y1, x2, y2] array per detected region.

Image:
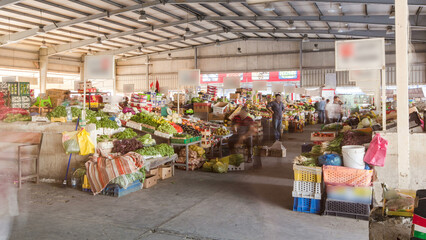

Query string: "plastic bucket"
[[342, 145, 365, 169]]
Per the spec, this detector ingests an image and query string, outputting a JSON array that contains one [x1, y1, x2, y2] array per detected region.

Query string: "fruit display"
[[177, 123, 201, 137], [213, 127, 230, 136]]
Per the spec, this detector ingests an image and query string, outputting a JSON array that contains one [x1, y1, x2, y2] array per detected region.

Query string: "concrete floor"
[[9, 125, 368, 240]]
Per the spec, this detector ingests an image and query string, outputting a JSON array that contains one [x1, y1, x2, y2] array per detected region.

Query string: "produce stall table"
[[171, 141, 201, 171], [144, 154, 178, 176], [210, 133, 233, 158]]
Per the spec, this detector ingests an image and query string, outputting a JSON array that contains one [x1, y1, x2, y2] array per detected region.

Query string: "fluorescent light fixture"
[[37, 26, 45, 33], [287, 20, 296, 30], [313, 44, 319, 52], [138, 10, 148, 22], [166, 53, 172, 60], [302, 34, 309, 43], [264, 2, 275, 11], [40, 40, 47, 48], [386, 26, 394, 34], [184, 27, 193, 37], [237, 47, 242, 54]]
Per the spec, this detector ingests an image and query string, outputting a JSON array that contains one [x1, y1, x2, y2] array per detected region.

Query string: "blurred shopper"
[[317, 97, 326, 124], [267, 94, 285, 141], [229, 107, 256, 162], [326, 96, 342, 123]]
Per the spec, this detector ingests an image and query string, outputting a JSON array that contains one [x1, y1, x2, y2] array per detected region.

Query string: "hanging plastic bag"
[[62, 131, 80, 154], [363, 133, 388, 167], [77, 129, 95, 155]]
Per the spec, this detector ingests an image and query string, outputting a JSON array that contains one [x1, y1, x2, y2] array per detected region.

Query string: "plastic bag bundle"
[[62, 131, 80, 154]]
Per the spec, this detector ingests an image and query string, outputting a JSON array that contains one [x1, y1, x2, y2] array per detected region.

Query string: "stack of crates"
[[8, 82, 31, 109], [292, 164, 322, 214], [323, 165, 374, 220]]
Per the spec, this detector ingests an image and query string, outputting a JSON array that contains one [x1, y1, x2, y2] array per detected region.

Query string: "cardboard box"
[[230, 93, 240, 99], [260, 148, 269, 157], [212, 102, 229, 115], [143, 175, 158, 189], [209, 113, 225, 121], [148, 168, 158, 176], [158, 165, 172, 180], [193, 103, 211, 113], [270, 149, 286, 158]]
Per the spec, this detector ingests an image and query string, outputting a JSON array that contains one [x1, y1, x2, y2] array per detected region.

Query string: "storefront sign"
[[200, 71, 300, 84], [335, 38, 385, 71]]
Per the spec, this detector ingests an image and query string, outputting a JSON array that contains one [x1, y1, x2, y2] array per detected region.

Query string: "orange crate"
[[323, 165, 374, 187]]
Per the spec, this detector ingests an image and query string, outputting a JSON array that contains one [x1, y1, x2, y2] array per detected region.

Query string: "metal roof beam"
[[0, 0, 22, 8], [246, 0, 425, 6], [47, 15, 424, 55], [0, 0, 244, 45]]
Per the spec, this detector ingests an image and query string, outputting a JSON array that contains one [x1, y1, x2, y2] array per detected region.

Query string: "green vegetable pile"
[[326, 133, 344, 154], [2, 113, 31, 123], [229, 154, 244, 167], [157, 122, 177, 134], [71, 107, 81, 118], [97, 134, 112, 142], [96, 117, 118, 129], [173, 133, 192, 139], [137, 134, 156, 146], [130, 112, 160, 128], [135, 143, 174, 157], [202, 157, 229, 173], [113, 128, 137, 140], [47, 106, 67, 119]]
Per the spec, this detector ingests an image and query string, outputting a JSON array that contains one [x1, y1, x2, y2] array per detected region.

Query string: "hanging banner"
[[178, 69, 200, 87], [84, 55, 115, 80], [295, 88, 306, 95], [223, 76, 240, 89], [123, 84, 134, 93], [271, 83, 284, 93], [349, 69, 381, 82], [252, 81, 267, 91], [335, 38, 385, 71]]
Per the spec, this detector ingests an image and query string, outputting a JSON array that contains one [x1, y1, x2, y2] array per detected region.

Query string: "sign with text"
[[178, 69, 200, 87], [349, 69, 381, 82], [252, 81, 267, 91], [271, 83, 284, 93], [325, 73, 337, 88], [84, 55, 115, 79], [223, 76, 240, 89], [335, 38, 385, 71]]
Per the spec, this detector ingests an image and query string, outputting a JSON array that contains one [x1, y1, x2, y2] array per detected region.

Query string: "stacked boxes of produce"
[[292, 164, 322, 214], [8, 82, 31, 109], [46, 89, 69, 107], [207, 85, 217, 96], [201, 128, 212, 148], [323, 165, 374, 220]]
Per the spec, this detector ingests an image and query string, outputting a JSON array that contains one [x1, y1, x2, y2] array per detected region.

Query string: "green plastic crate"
[[7, 82, 19, 96], [142, 127, 155, 133], [171, 138, 191, 144], [19, 82, 30, 96]]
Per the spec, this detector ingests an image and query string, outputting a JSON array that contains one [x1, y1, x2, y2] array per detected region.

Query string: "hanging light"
[[40, 40, 47, 48], [138, 46, 143, 52], [215, 39, 220, 46], [37, 25, 45, 33], [338, 24, 349, 33], [287, 20, 296, 30], [302, 34, 309, 43], [389, 6, 395, 19], [386, 26, 394, 34], [166, 53, 172, 60], [138, 10, 148, 22], [313, 44, 319, 52], [264, 2, 275, 11], [237, 47, 242, 54], [96, 36, 102, 44], [87, 48, 93, 55], [184, 27, 193, 37]]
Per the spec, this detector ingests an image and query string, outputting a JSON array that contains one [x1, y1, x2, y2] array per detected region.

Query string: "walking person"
[[267, 94, 285, 141], [317, 97, 326, 124], [325, 96, 342, 123]]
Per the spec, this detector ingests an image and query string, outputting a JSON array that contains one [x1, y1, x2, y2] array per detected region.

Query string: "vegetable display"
[[321, 123, 343, 131], [135, 143, 174, 157], [47, 106, 67, 119], [157, 122, 177, 134], [96, 117, 119, 129], [112, 138, 143, 155], [2, 113, 31, 122], [326, 133, 344, 154], [177, 123, 201, 136], [97, 135, 112, 142], [342, 131, 372, 146], [71, 107, 82, 118], [113, 128, 137, 140], [137, 134, 156, 146]]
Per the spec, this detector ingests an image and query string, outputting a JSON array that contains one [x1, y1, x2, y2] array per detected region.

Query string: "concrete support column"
[[80, 56, 84, 82], [299, 42, 303, 87], [146, 55, 149, 91], [39, 48, 48, 94], [395, 0, 410, 189]]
